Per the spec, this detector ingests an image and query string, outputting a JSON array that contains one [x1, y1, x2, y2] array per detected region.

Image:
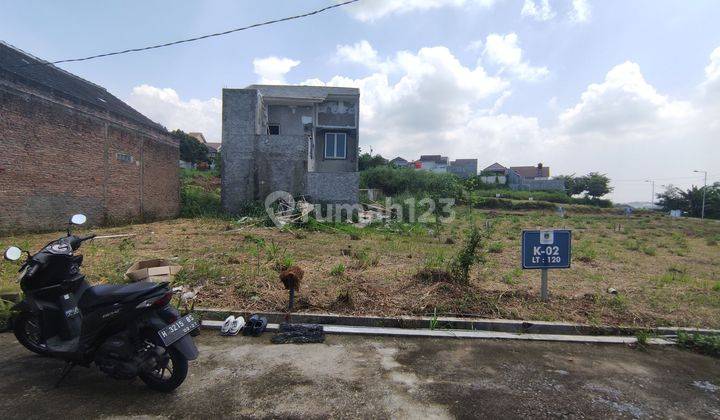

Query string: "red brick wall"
[[0, 85, 179, 233], [142, 136, 180, 220]]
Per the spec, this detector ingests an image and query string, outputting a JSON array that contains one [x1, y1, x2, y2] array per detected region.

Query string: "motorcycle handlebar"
[[26, 263, 40, 278], [69, 234, 96, 250]]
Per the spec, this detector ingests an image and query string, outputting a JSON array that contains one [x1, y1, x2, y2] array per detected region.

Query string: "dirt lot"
[[1, 209, 719, 328], [0, 332, 718, 418]]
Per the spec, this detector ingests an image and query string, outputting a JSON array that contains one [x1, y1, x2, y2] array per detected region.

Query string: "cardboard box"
[[125, 259, 182, 283]]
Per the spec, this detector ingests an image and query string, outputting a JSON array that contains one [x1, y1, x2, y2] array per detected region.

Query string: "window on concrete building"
[[324, 132, 347, 159], [268, 124, 280, 135]]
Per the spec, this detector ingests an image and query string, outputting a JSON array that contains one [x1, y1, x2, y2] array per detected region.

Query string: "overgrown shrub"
[[677, 332, 720, 358], [472, 197, 556, 211], [180, 169, 222, 217], [449, 226, 484, 285], [360, 166, 462, 199], [468, 189, 612, 208]]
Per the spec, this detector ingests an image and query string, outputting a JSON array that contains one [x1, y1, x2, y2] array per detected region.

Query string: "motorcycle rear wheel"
[[13, 312, 49, 356], [138, 345, 188, 392]]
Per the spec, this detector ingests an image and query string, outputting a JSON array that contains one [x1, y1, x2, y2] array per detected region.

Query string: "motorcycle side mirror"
[[4, 246, 22, 261], [70, 214, 87, 226]]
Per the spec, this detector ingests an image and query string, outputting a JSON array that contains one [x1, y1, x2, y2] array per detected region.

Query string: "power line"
[[16, 0, 360, 67]]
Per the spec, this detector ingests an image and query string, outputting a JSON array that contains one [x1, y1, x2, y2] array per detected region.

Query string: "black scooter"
[[3, 214, 199, 392]]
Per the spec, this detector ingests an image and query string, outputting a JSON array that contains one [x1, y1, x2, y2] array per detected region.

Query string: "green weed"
[[501, 268, 522, 285], [487, 241, 504, 253], [576, 240, 597, 263], [330, 263, 346, 276], [677, 332, 720, 358], [655, 266, 692, 285], [642, 246, 657, 256], [635, 330, 650, 349], [352, 249, 379, 269], [429, 308, 439, 330]]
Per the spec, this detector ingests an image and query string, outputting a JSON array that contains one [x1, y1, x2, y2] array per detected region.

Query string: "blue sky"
[[3, 0, 719, 202]]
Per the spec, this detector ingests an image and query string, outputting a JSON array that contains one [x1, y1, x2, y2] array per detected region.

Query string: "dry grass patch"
[[1, 210, 719, 328]]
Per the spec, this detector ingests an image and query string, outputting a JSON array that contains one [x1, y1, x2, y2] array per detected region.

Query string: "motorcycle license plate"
[[158, 314, 199, 346]]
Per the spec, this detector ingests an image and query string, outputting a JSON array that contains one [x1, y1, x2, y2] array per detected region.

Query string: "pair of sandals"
[[220, 314, 268, 336], [220, 315, 245, 336]]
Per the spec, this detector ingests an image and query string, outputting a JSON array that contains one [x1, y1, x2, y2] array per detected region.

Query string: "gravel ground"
[[0, 331, 719, 419]]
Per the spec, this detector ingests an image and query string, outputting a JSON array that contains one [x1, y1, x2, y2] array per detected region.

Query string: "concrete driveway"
[[0, 331, 718, 419]]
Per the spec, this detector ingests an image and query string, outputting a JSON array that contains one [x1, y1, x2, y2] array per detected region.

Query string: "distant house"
[[480, 163, 508, 185], [389, 156, 411, 168], [509, 163, 550, 179], [507, 163, 563, 191], [448, 159, 478, 178], [480, 162, 564, 191], [483, 162, 508, 175], [188, 132, 221, 161], [418, 155, 449, 173], [188, 132, 207, 144], [206, 142, 222, 160]]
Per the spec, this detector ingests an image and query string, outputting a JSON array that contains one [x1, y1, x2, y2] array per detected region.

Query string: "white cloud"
[[559, 61, 693, 137], [483, 33, 549, 81], [335, 40, 396, 72], [126, 85, 222, 140], [314, 43, 718, 202], [337, 40, 379, 65], [701, 46, 720, 102], [521, 0, 555, 21], [252, 56, 300, 84], [308, 42, 508, 158], [552, 58, 717, 202], [705, 47, 720, 83], [341, 0, 496, 21], [467, 39, 484, 51], [569, 0, 591, 22]]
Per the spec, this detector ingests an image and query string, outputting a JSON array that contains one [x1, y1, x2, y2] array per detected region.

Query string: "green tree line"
[[657, 183, 720, 219]]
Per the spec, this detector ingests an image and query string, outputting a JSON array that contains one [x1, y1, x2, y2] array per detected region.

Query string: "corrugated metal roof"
[[0, 41, 166, 132]]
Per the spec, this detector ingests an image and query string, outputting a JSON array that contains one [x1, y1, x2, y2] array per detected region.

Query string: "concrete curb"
[[195, 308, 717, 338], [200, 320, 673, 345]]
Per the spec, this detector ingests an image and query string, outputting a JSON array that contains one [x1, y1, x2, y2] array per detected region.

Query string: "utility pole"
[[694, 170, 708, 220], [645, 180, 655, 206]]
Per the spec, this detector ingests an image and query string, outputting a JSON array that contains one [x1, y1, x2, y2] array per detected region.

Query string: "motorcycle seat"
[[79, 281, 165, 308]]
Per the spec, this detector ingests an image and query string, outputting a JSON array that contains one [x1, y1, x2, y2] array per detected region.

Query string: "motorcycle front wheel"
[[13, 312, 49, 356], [138, 344, 188, 392]]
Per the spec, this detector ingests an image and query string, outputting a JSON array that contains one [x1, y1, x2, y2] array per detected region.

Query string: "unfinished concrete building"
[[221, 85, 359, 212]]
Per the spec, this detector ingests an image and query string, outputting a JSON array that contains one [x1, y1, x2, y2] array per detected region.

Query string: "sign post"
[[522, 229, 572, 301]]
